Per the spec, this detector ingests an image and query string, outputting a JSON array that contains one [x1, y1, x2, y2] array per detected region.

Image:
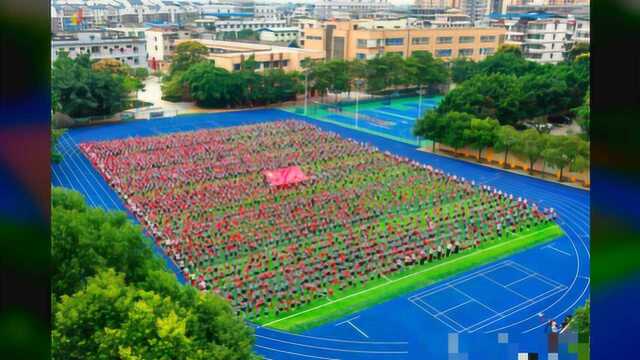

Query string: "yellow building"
[[174, 39, 325, 72], [302, 19, 506, 62]]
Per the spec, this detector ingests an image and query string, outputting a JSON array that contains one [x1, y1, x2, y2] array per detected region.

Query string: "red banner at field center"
[[263, 166, 309, 187]]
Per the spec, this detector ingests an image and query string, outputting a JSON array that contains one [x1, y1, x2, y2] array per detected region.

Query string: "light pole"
[[417, 84, 423, 120], [304, 69, 309, 115], [354, 79, 364, 129]]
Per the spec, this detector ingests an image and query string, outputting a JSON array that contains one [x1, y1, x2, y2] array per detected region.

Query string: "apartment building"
[[572, 16, 589, 43], [302, 19, 505, 62], [145, 27, 192, 72], [174, 39, 324, 72], [490, 12, 581, 63], [314, 0, 392, 20], [258, 28, 300, 43], [194, 18, 288, 32], [51, 31, 147, 68]]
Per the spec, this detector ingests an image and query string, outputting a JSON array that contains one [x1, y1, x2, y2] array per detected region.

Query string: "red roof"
[[263, 166, 309, 187]]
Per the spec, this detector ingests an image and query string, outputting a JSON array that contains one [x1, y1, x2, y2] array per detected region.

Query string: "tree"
[[51, 187, 164, 298], [51, 128, 65, 164], [450, 57, 477, 84], [475, 50, 538, 78], [520, 71, 571, 119], [52, 53, 133, 118], [493, 125, 520, 168], [364, 53, 407, 95], [181, 62, 234, 107], [413, 110, 448, 152], [565, 42, 589, 63], [324, 60, 351, 102], [495, 44, 523, 57], [170, 41, 208, 75], [463, 117, 500, 160], [575, 89, 590, 139], [441, 112, 474, 153], [542, 136, 573, 181], [437, 73, 524, 126], [405, 51, 449, 93], [513, 128, 547, 174], [570, 299, 590, 343], [52, 270, 256, 360]]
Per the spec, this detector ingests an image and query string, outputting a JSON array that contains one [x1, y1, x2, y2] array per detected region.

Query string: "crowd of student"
[[81, 120, 557, 318]]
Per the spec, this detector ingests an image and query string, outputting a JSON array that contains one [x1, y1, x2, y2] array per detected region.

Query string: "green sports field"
[[255, 222, 564, 332]]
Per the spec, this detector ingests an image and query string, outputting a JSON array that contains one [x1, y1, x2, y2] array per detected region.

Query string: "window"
[[91, 46, 100, 53], [411, 50, 431, 56], [357, 39, 367, 48], [479, 48, 495, 55], [69, 47, 75, 51], [411, 37, 429, 45], [436, 36, 452, 44], [356, 53, 366, 60], [435, 49, 452, 57], [126, 44, 132, 48], [80, 47, 85, 51], [306, 35, 321, 40], [527, 34, 544, 40], [389, 51, 403, 57], [385, 38, 404, 46], [528, 23, 545, 30], [233, 63, 241, 71], [459, 36, 475, 43], [459, 48, 474, 56], [480, 35, 496, 43]]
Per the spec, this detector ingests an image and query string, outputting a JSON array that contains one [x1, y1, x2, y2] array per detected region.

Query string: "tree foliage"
[[413, 110, 448, 152], [52, 53, 130, 118], [493, 125, 520, 167], [170, 41, 209, 75], [450, 57, 477, 84], [51, 128, 65, 164], [575, 89, 590, 138], [463, 117, 500, 160], [437, 73, 524, 126], [513, 128, 548, 173], [51, 188, 256, 359], [570, 299, 590, 343]]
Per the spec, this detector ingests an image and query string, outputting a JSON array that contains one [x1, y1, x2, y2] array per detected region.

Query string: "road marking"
[[254, 344, 339, 360], [544, 244, 572, 256], [347, 321, 369, 339], [335, 316, 360, 327]]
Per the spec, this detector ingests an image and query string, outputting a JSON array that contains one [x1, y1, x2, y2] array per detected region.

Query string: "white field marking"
[[381, 274, 391, 282], [408, 261, 511, 301], [57, 140, 98, 207], [262, 227, 555, 328], [521, 276, 590, 334], [504, 274, 535, 287], [255, 335, 408, 355], [481, 274, 530, 300], [560, 316, 575, 335], [449, 285, 499, 314], [371, 109, 414, 121], [63, 136, 121, 209], [505, 261, 566, 289], [411, 299, 464, 332], [437, 299, 474, 316], [544, 244, 572, 257], [483, 218, 584, 334], [346, 321, 369, 339], [335, 316, 360, 327], [468, 284, 567, 334], [59, 135, 108, 209], [251, 323, 408, 345], [579, 276, 590, 280], [409, 298, 462, 333], [254, 344, 339, 360], [326, 297, 334, 302]]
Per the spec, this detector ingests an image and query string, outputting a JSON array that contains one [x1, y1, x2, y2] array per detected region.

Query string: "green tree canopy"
[[52, 270, 256, 360], [566, 42, 590, 63], [450, 57, 478, 84], [570, 299, 590, 343], [493, 125, 520, 167], [170, 41, 209, 75], [442, 111, 474, 152], [463, 117, 500, 160], [513, 128, 548, 173], [51, 187, 164, 298], [413, 110, 448, 152], [52, 53, 129, 117], [437, 73, 524, 126], [405, 51, 449, 91], [575, 89, 590, 138]]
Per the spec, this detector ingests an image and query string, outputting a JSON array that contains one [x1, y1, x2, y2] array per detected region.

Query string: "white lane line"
[[438, 299, 474, 315], [409, 298, 462, 333], [346, 321, 369, 339], [504, 274, 535, 287], [255, 335, 408, 354], [381, 274, 391, 282], [481, 274, 530, 300], [254, 344, 339, 360], [335, 316, 360, 327], [450, 286, 499, 314], [544, 245, 572, 257], [253, 324, 408, 344]]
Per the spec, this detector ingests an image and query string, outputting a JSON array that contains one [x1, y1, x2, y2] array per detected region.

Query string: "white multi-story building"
[[491, 12, 584, 63], [314, 0, 392, 20], [572, 16, 589, 43], [194, 17, 288, 33], [257, 27, 300, 43], [456, 0, 491, 23], [51, 30, 148, 68], [145, 26, 192, 65], [427, 8, 473, 28]]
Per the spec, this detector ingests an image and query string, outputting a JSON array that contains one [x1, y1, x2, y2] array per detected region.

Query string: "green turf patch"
[[255, 223, 564, 332]]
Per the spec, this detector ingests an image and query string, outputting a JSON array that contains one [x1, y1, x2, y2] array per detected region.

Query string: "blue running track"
[[51, 109, 589, 360]]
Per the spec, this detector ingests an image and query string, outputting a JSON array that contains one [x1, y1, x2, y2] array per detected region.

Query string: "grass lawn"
[[254, 222, 564, 333]]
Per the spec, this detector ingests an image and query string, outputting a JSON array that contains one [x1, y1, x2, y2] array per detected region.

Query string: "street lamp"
[[354, 79, 364, 129], [417, 84, 424, 120], [304, 69, 309, 115]]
